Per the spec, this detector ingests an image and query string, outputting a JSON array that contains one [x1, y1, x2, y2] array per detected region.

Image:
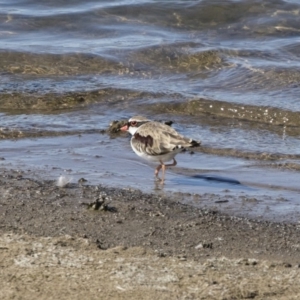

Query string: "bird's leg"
[[161, 164, 166, 183], [164, 158, 177, 168], [159, 159, 177, 184], [155, 164, 162, 177]]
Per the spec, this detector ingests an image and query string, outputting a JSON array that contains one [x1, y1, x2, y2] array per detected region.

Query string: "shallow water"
[[1, 133, 300, 222], [1, 0, 300, 221]]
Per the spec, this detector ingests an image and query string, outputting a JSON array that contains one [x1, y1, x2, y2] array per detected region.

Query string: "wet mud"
[[0, 168, 300, 260]]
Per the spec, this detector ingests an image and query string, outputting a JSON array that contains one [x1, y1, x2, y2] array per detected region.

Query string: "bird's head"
[[120, 116, 151, 135]]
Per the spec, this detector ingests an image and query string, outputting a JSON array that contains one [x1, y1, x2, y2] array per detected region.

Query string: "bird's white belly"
[[131, 142, 180, 163]]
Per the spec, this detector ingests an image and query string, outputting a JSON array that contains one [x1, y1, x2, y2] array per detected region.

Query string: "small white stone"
[[56, 175, 72, 187]]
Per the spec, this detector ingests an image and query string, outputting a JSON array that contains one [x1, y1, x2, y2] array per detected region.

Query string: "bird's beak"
[[120, 124, 128, 131]]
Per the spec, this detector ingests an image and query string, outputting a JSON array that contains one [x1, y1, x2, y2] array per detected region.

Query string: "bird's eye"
[[130, 121, 137, 126]]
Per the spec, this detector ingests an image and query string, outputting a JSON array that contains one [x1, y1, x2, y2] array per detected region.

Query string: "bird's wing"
[[131, 121, 195, 156]]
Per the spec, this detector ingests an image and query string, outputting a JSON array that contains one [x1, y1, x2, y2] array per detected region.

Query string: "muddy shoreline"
[[1, 167, 300, 299]]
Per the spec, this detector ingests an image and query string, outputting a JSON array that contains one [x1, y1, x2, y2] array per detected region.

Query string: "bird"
[[120, 116, 200, 183]]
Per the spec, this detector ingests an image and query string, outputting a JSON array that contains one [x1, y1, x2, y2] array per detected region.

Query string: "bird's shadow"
[[192, 174, 241, 185], [169, 174, 255, 191]]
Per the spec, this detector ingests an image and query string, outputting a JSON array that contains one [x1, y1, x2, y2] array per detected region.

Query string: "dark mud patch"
[[80, 193, 116, 212], [108, 119, 128, 133]]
